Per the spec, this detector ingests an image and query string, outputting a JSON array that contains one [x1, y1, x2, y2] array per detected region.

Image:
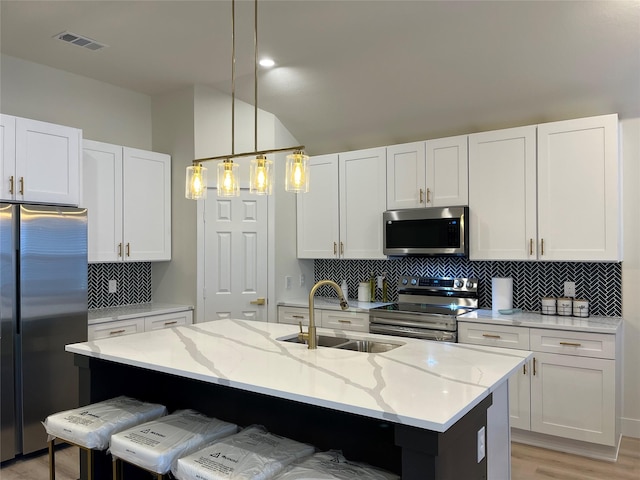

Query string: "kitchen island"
[[66, 319, 531, 479]]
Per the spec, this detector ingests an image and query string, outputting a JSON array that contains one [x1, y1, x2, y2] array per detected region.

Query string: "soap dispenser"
[[341, 280, 349, 300]]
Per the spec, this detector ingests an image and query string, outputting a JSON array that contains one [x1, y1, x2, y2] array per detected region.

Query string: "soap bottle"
[[369, 273, 376, 302], [382, 272, 388, 302], [341, 280, 349, 300]]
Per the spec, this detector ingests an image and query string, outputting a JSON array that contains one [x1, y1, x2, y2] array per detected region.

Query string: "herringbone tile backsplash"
[[315, 259, 622, 317], [88, 262, 152, 309]]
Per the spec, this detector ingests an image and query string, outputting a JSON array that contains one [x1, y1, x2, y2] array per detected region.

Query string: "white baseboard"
[[511, 429, 621, 462], [621, 417, 640, 438]]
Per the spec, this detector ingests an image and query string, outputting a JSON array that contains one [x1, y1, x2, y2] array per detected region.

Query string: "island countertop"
[[66, 319, 531, 432]]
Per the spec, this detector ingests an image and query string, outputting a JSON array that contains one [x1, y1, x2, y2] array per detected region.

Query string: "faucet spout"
[[306, 279, 349, 349]]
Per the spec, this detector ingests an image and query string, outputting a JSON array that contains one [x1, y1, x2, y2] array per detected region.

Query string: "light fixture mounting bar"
[[193, 145, 305, 166]]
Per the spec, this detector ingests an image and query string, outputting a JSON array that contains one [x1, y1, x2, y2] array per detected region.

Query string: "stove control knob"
[[466, 281, 475, 289], [410, 278, 418, 286], [455, 279, 464, 288], [401, 278, 409, 285]]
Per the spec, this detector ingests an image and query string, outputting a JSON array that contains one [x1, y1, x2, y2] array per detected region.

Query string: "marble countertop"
[[459, 309, 622, 334], [88, 303, 194, 325], [67, 319, 530, 432], [278, 297, 391, 312]]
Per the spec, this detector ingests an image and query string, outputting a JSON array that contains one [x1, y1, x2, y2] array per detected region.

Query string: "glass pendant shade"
[[185, 164, 208, 199], [285, 151, 310, 193], [250, 155, 273, 195], [217, 160, 240, 197]]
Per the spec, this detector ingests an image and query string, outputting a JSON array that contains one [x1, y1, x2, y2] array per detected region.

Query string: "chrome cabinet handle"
[[9, 176, 14, 195]]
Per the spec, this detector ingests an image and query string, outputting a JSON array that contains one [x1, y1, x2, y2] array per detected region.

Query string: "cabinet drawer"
[[88, 318, 145, 341], [145, 311, 193, 331], [458, 322, 530, 350], [321, 310, 369, 332], [278, 306, 312, 326], [530, 329, 615, 359]]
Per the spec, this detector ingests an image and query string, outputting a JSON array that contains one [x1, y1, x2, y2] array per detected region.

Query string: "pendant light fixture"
[[185, 0, 309, 199]]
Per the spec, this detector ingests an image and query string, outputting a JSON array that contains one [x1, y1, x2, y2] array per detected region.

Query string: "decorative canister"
[[557, 297, 573, 316], [358, 282, 370, 302], [541, 297, 556, 315], [573, 299, 589, 318]]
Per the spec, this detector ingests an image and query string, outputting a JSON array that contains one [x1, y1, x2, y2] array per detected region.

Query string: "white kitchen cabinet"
[[1, 114, 80, 205], [88, 309, 193, 341], [469, 114, 620, 261], [297, 148, 386, 259], [536, 115, 620, 261], [386, 136, 468, 210], [321, 310, 369, 333], [82, 140, 171, 263], [458, 322, 619, 448]]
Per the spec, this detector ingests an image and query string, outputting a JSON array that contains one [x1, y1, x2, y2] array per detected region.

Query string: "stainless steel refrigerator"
[[0, 203, 87, 462]]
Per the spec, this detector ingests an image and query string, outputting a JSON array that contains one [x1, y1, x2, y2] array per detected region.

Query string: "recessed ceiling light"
[[259, 58, 275, 68], [54, 31, 108, 51]]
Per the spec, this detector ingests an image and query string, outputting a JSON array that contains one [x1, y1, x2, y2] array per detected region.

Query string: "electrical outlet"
[[477, 426, 485, 462], [564, 281, 576, 297], [108, 279, 117, 294], [299, 274, 305, 287], [285, 276, 292, 290]]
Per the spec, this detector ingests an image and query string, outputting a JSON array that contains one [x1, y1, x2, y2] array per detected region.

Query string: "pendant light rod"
[[254, 0, 258, 152], [193, 145, 305, 166], [231, 0, 236, 156]]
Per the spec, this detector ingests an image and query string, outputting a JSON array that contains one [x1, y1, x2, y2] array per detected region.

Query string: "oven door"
[[369, 317, 457, 342]]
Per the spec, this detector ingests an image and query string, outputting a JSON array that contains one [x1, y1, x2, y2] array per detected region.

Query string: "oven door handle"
[[369, 323, 456, 342], [369, 314, 457, 331]]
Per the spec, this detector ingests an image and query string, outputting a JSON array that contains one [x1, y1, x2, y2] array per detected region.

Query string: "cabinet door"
[[0, 115, 16, 201], [530, 352, 616, 446], [339, 147, 386, 259], [144, 311, 193, 331], [426, 135, 468, 207], [15, 118, 80, 205], [278, 306, 312, 327], [82, 140, 123, 263], [537, 114, 620, 261], [88, 318, 145, 341], [386, 141, 426, 209], [122, 147, 171, 261], [296, 154, 339, 259], [469, 126, 537, 260], [509, 361, 531, 430]]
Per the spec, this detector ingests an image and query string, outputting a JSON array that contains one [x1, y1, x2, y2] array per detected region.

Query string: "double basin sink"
[[280, 334, 403, 353]]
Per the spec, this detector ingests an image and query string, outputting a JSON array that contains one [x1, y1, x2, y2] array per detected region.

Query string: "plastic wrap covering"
[[109, 409, 237, 474], [173, 425, 314, 480], [43, 396, 167, 450], [272, 451, 400, 480]]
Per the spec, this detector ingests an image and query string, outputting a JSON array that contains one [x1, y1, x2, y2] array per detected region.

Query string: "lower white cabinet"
[[458, 322, 619, 447], [88, 309, 193, 341], [277, 306, 369, 333]]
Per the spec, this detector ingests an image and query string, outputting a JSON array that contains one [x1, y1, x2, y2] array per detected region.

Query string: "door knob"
[[250, 297, 266, 305]]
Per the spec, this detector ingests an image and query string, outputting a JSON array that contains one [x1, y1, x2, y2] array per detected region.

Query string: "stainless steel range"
[[369, 276, 479, 342]]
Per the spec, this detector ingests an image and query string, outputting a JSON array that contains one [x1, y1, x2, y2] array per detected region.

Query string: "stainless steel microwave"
[[383, 206, 469, 257]]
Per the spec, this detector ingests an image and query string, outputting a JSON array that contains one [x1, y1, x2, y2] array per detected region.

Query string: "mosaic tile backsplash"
[[88, 262, 152, 309], [315, 258, 622, 317]]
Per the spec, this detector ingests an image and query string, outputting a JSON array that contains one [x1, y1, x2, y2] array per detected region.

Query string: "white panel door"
[[296, 154, 339, 259], [0, 115, 16, 202], [204, 189, 268, 321], [82, 140, 123, 263], [15, 118, 80, 205], [537, 114, 620, 261], [468, 126, 537, 260], [426, 135, 468, 207], [122, 147, 171, 261], [530, 352, 616, 446], [386, 141, 426, 209], [339, 147, 387, 259]]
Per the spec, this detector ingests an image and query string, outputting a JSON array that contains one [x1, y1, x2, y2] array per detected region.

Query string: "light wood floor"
[[1, 437, 638, 479]]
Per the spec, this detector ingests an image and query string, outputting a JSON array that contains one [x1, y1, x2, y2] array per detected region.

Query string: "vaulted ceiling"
[[2, 0, 639, 155]]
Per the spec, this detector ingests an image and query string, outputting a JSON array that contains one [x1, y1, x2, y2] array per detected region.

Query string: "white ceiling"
[[1, 0, 639, 155]]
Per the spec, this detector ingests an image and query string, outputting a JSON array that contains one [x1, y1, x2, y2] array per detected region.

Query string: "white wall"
[[0, 54, 152, 149], [621, 117, 640, 437]]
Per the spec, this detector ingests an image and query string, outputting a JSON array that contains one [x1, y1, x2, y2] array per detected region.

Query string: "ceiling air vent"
[[54, 31, 108, 51]]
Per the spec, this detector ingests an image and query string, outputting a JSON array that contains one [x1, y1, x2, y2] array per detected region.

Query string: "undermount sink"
[[279, 334, 403, 353]]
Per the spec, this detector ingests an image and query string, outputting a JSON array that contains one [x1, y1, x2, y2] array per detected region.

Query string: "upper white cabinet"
[[297, 147, 386, 259], [386, 136, 468, 210], [82, 140, 171, 263], [469, 114, 620, 261], [1, 114, 81, 205]]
